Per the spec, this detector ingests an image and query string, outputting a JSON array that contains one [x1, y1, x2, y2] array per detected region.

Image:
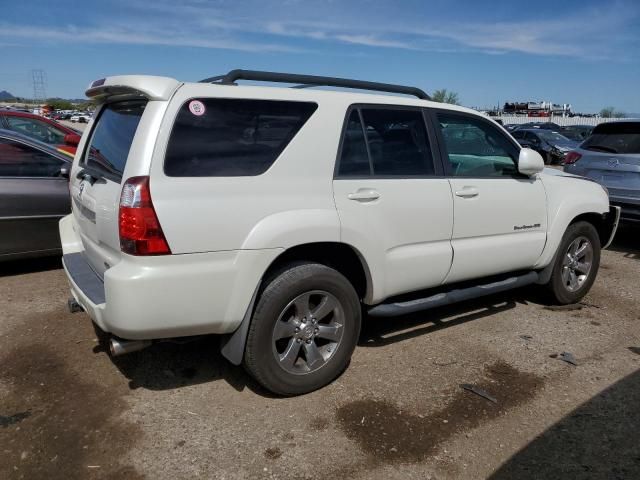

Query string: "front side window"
[[5, 116, 67, 145], [0, 139, 63, 177], [337, 107, 435, 177], [164, 99, 317, 177], [437, 113, 519, 177]]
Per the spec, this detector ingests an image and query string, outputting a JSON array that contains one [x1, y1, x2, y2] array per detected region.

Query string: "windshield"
[[581, 122, 640, 154], [536, 130, 572, 142], [83, 100, 146, 178]]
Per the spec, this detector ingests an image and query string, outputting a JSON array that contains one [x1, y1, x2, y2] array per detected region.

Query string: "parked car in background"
[[0, 129, 71, 261], [0, 109, 80, 156], [503, 124, 519, 132], [561, 124, 594, 142], [512, 128, 579, 164], [51, 112, 72, 121], [70, 113, 91, 123], [565, 120, 640, 223]]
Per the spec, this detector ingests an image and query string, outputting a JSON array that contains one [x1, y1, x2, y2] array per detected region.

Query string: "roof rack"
[[199, 69, 431, 100]]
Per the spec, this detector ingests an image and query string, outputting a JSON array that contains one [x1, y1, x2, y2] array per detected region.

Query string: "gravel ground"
[[1, 227, 639, 479]]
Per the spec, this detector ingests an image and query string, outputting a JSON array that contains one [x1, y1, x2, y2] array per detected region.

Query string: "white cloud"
[[0, 1, 637, 60], [0, 23, 301, 53], [334, 34, 417, 49]]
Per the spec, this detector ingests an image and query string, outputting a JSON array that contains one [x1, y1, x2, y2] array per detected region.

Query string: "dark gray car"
[[511, 128, 579, 164], [0, 129, 72, 260], [565, 120, 640, 223]]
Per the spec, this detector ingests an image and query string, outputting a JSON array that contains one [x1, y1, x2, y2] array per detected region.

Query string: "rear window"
[[164, 99, 317, 177], [581, 122, 640, 154], [84, 101, 146, 179]]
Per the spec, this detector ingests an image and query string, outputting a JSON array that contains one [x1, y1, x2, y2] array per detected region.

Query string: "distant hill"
[[0, 90, 16, 101]]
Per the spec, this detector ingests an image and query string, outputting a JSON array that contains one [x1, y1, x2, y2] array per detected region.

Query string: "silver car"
[[565, 120, 640, 223]]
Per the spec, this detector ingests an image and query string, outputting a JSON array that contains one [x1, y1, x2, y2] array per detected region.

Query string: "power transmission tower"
[[32, 69, 47, 105]]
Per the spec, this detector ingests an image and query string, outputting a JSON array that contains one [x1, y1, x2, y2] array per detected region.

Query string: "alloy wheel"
[[272, 290, 345, 375], [561, 236, 593, 293]]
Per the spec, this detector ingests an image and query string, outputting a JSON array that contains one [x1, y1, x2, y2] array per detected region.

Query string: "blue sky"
[[1, 0, 639, 112]]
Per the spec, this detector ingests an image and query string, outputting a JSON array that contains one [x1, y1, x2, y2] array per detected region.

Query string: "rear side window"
[[337, 110, 371, 176], [337, 107, 435, 177], [164, 99, 317, 177], [84, 101, 146, 179], [581, 122, 640, 154]]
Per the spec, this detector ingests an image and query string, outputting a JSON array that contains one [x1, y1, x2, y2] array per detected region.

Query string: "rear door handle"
[[347, 189, 380, 202], [455, 187, 479, 198]]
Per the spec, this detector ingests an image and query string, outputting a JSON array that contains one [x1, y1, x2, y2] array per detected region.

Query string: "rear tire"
[[543, 221, 600, 304], [244, 262, 361, 396]]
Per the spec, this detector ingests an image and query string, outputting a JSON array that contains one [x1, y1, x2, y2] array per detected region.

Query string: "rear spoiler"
[[85, 75, 181, 102]]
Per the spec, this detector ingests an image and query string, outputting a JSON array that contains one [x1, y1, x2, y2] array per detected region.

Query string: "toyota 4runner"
[[60, 70, 620, 395]]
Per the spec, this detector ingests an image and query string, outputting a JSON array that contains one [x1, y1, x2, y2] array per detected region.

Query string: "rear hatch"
[[70, 100, 147, 277], [573, 122, 640, 199]]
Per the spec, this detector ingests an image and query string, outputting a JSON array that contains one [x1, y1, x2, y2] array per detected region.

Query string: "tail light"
[[118, 176, 171, 255], [564, 151, 582, 165]]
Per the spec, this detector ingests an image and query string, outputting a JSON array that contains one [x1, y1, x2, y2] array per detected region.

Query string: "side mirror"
[[59, 166, 70, 179], [518, 148, 545, 176], [64, 133, 81, 146]]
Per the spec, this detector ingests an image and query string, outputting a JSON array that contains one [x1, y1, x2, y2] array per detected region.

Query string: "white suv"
[[60, 70, 620, 395]]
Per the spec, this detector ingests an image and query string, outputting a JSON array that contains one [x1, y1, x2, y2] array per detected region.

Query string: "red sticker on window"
[[189, 100, 205, 116]]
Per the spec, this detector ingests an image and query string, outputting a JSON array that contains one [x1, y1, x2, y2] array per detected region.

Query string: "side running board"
[[368, 271, 539, 318]]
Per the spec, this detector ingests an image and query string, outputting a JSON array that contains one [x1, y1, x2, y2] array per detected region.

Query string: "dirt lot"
[[1, 228, 639, 479]]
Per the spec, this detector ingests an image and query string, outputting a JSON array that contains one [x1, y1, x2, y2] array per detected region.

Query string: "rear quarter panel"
[[148, 84, 345, 254]]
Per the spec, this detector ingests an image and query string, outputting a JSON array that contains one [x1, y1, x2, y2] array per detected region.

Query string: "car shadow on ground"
[[93, 330, 276, 396], [490, 363, 640, 479], [0, 256, 62, 277], [99, 292, 527, 395], [607, 225, 639, 261], [359, 294, 522, 347]]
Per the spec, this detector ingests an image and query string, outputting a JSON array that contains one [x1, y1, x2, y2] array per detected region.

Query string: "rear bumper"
[[63, 252, 108, 330], [59, 214, 282, 340]]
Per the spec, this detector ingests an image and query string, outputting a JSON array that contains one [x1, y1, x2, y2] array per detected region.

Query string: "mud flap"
[[219, 286, 259, 366], [601, 206, 621, 250]]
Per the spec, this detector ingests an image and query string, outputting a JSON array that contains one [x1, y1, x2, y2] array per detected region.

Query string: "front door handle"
[[455, 187, 479, 198], [348, 189, 380, 202]]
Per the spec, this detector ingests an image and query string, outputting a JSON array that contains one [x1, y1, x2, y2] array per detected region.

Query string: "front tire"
[[543, 221, 601, 304], [244, 262, 361, 396]]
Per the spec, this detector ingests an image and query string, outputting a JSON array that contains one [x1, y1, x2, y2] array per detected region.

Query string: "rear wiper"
[[76, 166, 106, 185], [586, 145, 618, 153]]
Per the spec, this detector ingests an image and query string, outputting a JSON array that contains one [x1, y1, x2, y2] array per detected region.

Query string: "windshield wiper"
[[586, 145, 618, 153]]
